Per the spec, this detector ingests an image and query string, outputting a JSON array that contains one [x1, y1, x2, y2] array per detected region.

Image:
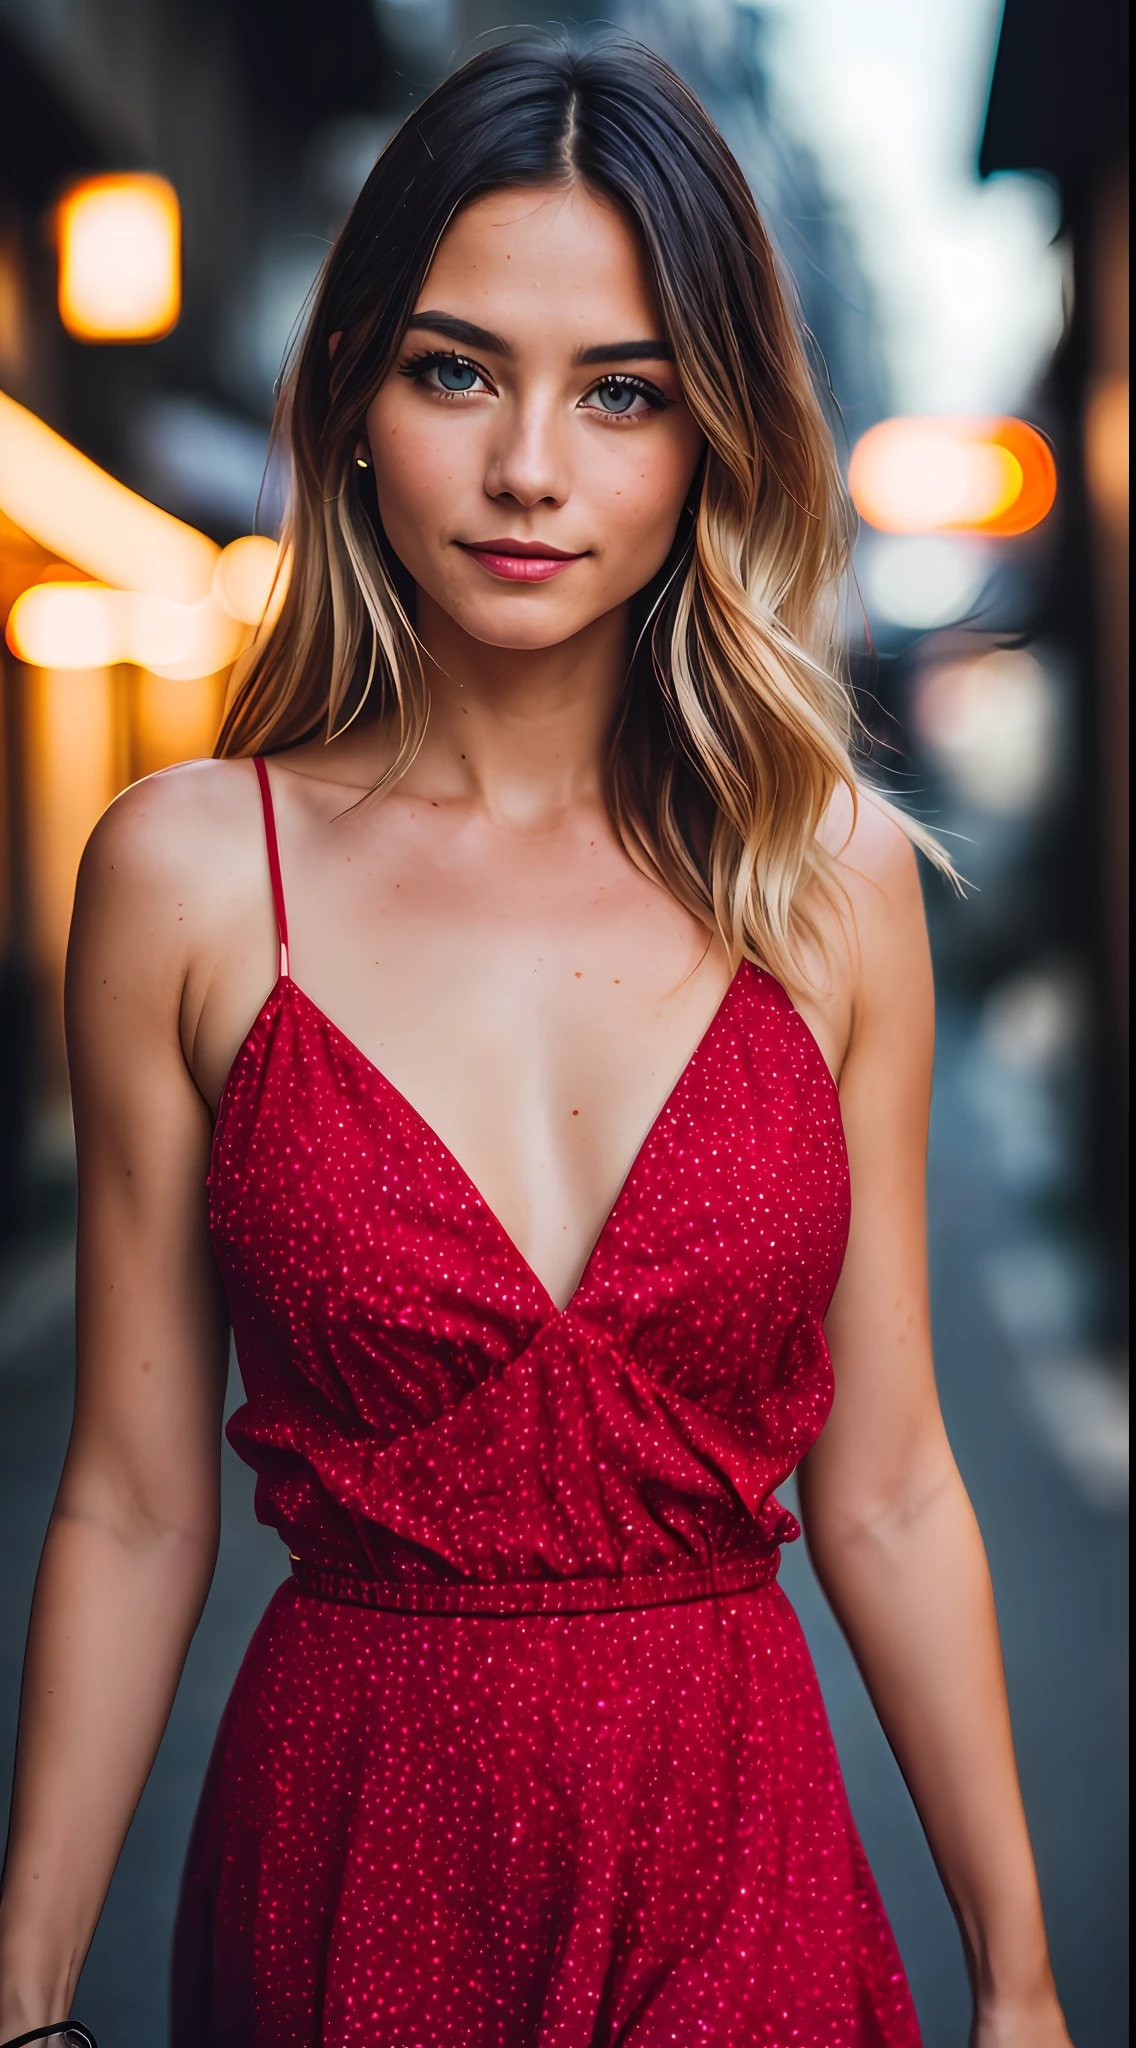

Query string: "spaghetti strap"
[[253, 756, 290, 979]]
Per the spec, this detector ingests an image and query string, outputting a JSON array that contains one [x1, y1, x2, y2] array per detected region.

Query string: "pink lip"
[[457, 539, 585, 583]]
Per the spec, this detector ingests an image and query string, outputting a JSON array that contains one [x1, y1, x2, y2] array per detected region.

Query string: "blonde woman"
[[0, 40, 1070, 2048]]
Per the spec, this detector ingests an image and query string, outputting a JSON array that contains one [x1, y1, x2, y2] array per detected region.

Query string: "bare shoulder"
[[83, 756, 256, 881], [820, 781, 921, 902], [77, 757, 260, 925], [817, 782, 925, 954], [811, 782, 932, 1055], [69, 756, 267, 1035]]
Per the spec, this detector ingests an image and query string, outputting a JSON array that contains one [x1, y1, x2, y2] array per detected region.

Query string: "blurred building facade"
[[980, 0, 1129, 1335], [0, 0, 402, 1230]]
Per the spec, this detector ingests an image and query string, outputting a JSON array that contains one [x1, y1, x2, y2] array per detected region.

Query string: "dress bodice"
[[209, 860, 849, 1612]]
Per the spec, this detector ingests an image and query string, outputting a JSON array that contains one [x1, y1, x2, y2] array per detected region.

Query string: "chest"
[[205, 795, 739, 1308], [278, 807, 733, 1185], [212, 962, 851, 1371]]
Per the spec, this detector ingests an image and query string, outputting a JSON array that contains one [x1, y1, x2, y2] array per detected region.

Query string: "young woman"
[[0, 39, 1071, 2048]]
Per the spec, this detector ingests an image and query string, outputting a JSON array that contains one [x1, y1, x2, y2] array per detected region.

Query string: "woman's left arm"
[[798, 805, 1071, 2048]]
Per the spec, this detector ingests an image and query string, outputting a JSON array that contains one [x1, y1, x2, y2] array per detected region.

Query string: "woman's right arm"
[[0, 781, 230, 2033]]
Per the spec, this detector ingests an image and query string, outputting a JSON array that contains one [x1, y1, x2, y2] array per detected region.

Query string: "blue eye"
[[583, 374, 669, 419], [436, 358, 479, 392], [398, 349, 489, 395], [593, 377, 639, 414]]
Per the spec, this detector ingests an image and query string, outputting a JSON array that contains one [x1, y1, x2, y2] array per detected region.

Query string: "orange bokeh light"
[[0, 389, 217, 604], [849, 417, 1056, 537], [213, 535, 285, 625], [6, 580, 246, 679], [57, 173, 181, 342]]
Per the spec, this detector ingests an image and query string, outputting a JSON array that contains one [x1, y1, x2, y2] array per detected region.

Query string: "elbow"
[[51, 1472, 221, 1570], [799, 1448, 960, 1564]]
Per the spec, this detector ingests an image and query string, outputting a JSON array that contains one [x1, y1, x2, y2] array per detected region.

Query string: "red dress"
[[171, 758, 920, 2045]]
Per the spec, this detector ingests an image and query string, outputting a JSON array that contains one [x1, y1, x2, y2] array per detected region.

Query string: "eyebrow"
[[406, 312, 509, 353], [405, 310, 674, 367], [574, 339, 674, 365]]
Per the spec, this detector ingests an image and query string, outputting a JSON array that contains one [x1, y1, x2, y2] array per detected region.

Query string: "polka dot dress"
[[170, 762, 919, 2045]]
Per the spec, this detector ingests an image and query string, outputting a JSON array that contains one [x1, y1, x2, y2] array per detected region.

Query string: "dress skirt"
[[171, 1578, 920, 2046]]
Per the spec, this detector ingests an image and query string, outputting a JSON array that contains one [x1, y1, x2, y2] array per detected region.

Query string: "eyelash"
[[396, 349, 672, 418], [397, 350, 490, 397]]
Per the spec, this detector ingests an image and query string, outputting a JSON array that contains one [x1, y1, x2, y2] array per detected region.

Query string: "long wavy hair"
[[218, 36, 952, 986]]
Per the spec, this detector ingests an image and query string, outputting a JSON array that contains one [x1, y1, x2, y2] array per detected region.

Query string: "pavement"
[[0, 1024, 1128, 2047]]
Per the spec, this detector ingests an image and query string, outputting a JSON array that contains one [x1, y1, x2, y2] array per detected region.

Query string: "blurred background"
[[0, 1, 1127, 2041]]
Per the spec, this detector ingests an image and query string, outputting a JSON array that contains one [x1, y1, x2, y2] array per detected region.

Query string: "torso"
[[179, 741, 850, 1313]]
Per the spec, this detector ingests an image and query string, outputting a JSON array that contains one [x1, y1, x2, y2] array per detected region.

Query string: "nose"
[[482, 386, 569, 511]]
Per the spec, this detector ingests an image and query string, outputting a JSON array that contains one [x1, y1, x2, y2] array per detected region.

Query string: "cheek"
[[590, 433, 698, 567], [366, 399, 471, 548]]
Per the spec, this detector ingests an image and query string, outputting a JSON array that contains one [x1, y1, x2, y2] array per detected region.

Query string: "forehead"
[[416, 182, 662, 345]]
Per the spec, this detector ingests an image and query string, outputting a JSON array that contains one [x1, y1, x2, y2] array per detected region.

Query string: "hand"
[[972, 1986, 1073, 2048]]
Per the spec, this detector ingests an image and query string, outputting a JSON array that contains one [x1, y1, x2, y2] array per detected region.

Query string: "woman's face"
[[365, 182, 704, 651]]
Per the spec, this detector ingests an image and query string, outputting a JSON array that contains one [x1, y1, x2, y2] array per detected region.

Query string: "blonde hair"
[[218, 37, 953, 987]]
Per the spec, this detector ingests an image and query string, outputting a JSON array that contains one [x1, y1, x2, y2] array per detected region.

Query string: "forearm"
[[801, 1459, 1052, 2007], [0, 1505, 217, 2028]]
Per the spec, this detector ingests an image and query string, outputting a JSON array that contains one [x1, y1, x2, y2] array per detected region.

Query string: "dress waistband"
[[290, 1551, 779, 1617]]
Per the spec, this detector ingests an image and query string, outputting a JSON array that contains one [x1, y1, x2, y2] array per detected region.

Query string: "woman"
[[0, 38, 1070, 2048]]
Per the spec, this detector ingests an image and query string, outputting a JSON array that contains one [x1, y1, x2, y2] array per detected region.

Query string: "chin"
[[442, 594, 597, 652], [471, 620, 586, 652]]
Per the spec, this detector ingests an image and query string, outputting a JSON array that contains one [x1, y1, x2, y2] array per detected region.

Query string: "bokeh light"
[[23, 666, 120, 1001], [213, 534, 285, 625], [860, 535, 991, 631], [911, 648, 1058, 813], [1084, 375, 1129, 527], [850, 416, 1056, 536], [0, 390, 217, 604], [6, 582, 122, 669], [6, 580, 245, 679], [56, 173, 181, 342]]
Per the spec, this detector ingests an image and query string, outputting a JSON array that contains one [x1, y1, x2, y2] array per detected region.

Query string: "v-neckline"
[[232, 961, 753, 1319]]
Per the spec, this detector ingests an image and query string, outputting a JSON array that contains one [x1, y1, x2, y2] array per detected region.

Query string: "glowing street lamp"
[[849, 417, 1056, 537], [57, 173, 181, 342]]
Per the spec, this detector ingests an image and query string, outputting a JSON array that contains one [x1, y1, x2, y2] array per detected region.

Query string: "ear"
[[329, 331, 343, 359]]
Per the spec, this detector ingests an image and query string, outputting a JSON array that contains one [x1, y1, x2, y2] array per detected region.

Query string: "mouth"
[[455, 537, 587, 583]]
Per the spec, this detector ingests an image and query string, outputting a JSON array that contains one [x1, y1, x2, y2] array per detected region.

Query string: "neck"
[[385, 591, 630, 826]]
